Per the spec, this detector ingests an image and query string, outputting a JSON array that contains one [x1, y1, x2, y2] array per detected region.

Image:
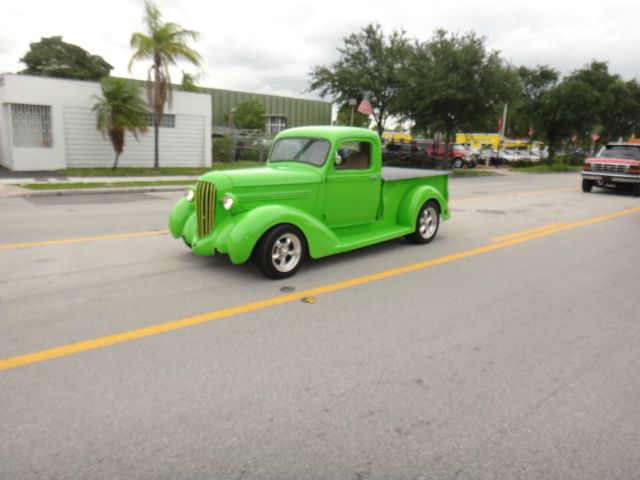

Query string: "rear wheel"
[[256, 225, 307, 279], [453, 157, 464, 169], [582, 179, 594, 192], [406, 200, 440, 244]]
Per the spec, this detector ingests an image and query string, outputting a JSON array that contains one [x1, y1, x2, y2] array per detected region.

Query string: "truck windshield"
[[598, 145, 640, 160], [269, 138, 330, 166]]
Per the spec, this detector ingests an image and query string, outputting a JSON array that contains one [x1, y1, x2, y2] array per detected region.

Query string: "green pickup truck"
[[169, 126, 451, 278]]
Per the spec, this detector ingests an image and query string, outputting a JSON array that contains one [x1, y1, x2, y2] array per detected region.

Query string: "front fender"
[[169, 198, 195, 238], [222, 205, 339, 264], [397, 185, 450, 228]]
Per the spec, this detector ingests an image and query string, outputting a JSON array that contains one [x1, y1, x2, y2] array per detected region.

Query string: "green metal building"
[[203, 87, 332, 136]]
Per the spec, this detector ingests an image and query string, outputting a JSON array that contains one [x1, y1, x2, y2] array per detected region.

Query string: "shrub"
[[212, 136, 233, 163]]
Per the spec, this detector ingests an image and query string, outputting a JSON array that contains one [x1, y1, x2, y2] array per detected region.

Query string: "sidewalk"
[[0, 167, 199, 198]]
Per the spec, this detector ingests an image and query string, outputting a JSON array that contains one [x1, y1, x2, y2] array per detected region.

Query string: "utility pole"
[[496, 103, 508, 168], [348, 98, 357, 126]]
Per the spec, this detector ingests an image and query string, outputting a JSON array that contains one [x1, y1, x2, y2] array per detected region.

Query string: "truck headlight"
[[184, 188, 195, 202], [222, 194, 235, 210]]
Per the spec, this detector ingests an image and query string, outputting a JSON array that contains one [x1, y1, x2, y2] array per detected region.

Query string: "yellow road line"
[[0, 230, 170, 250], [2, 206, 639, 373], [491, 222, 569, 242], [450, 186, 579, 205]]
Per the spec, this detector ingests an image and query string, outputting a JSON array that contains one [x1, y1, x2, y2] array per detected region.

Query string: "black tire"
[[582, 179, 594, 193], [633, 184, 640, 197], [406, 200, 440, 244], [466, 162, 476, 169], [255, 224, 307, 279], [453, 157, 464, 169]]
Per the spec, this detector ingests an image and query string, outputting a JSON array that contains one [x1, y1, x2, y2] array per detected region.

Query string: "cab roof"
[[275, 126, 380, 144]]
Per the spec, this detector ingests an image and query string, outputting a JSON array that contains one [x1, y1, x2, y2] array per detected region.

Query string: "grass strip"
[[510, 164, 582, 173], [451, 169, 499, 176], [57, 162, 263, 177]]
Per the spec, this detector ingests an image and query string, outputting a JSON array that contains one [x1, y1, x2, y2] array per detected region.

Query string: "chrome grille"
[[592, 163, 628, 174], [195, 181, 216, 237]]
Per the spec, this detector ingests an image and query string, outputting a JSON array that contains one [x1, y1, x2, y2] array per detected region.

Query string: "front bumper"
[[582, 172, 640, 184]]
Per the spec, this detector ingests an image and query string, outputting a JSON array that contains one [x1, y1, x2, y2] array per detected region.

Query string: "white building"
[[0, 74, 212, 171]]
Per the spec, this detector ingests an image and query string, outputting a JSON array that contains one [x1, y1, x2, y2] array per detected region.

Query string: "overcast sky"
[[1, 0, 639, 101]]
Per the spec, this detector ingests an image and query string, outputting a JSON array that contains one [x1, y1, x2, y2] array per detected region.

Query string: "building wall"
[[204, 87, 331, 130], [0, 74, 211, 171]]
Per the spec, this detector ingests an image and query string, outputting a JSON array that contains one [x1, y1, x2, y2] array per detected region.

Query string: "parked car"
[[582, 142, 640, 196], [420, 141, 478, 168]]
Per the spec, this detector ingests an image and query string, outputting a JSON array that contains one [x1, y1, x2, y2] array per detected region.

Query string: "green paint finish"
[[169, 126, 451, 272]]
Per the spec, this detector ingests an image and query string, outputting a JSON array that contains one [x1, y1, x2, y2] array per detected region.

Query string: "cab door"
[[324, 139, 381, 228]]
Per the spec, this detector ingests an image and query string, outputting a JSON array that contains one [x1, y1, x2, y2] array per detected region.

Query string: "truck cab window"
[[335, 141, 371, 170]]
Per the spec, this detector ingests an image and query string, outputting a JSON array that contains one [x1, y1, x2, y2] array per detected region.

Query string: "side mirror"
[[334, 152, 343, 166]]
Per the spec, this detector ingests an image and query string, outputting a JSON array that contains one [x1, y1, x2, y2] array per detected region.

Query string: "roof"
[[275, 126, 379, 143]]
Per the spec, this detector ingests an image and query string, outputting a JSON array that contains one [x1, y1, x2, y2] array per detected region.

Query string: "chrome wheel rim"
[[419, 207, 438, 239], [271, 233, 302, 273]]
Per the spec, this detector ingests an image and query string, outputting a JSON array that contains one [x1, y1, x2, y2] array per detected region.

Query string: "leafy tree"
[[92, 77, 149, 169], [20, 36, 112, 81], [509, 65, 559, 138], [129, 0, 202, 168], [399, 29, 518, 163], [568, 61, 640, 143], [335, 103, 370, 127], [309, 23, 411, 136], [535, 78, 600, 161], [180, 71, 201, 93], [233, 99, 266, 131]]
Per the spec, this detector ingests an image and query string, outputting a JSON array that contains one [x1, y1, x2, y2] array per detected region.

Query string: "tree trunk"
[[153, 58, 160, 169], [112, 152, 120, 170], [154, 122, 159, 169], [443, 130, 453, 170]]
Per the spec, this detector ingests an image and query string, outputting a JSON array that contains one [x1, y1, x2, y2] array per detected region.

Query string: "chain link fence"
[[212, 130, 272, 163]]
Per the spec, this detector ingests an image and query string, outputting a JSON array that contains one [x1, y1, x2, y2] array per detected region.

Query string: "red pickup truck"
[[582, 143, 640, 196]]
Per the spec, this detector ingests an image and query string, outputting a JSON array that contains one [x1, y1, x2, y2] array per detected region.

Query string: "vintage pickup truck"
[[169, 126, 451, 278]]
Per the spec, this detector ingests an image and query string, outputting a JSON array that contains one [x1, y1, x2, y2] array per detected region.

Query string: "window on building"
[[143, 114, 176, 128], [266, 116, 287, 137], [11, 104, 52, 148]]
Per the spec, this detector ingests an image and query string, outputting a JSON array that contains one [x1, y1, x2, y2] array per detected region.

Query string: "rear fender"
[[397, 185, 450, 228]]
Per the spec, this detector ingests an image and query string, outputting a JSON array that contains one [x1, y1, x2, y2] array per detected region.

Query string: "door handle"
[[370, 175, 378, 180]]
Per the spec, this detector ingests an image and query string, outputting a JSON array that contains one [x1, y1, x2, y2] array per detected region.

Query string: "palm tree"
[[128, 0, 202, 168], [93, 77, 149, 170]]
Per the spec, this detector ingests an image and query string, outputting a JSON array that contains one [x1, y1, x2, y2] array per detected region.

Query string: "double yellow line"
[[2, 206, 639, 373]]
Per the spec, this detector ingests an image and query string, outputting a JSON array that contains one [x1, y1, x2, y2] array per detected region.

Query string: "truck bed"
[[381, 166, 452, 181]]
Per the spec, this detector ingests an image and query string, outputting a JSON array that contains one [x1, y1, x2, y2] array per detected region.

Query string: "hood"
[[199, 165, 322, 188]]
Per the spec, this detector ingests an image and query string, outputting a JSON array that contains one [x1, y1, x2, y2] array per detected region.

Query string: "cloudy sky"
[[1, 0, 639, 101]]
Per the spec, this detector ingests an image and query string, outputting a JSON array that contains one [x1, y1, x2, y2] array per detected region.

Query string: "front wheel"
[[255, 225, 307, 279], [406, 200, 440, 244], [582, 179, 594, 193]]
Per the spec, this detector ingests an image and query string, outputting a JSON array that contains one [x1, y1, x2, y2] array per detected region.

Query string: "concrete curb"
[[3, 185, 188, 198]]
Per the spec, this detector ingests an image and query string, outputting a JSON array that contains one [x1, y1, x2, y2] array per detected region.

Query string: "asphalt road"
[[1, 172, 639, 480]]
